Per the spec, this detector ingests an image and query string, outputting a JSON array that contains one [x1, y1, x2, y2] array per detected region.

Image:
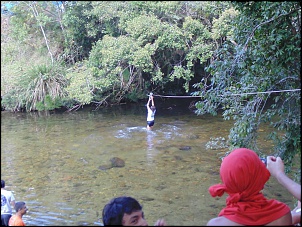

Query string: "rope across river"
[[150, 88, 301, 98]]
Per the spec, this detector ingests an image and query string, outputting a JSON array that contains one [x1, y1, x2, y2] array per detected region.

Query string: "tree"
[[193, 1, 301, 170], [67, 1, 228, 107], [1, 1, 69, 111]]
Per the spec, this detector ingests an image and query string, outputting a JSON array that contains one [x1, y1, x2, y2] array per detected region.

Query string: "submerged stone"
[[110, 157, 125, 167], [179, 146, 191, 150]]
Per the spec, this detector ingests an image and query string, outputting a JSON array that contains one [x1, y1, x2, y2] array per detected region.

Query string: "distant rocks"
[[98, 157, 125, 171], [110, 157, 125, 167], [179, 146, 191, 150], [186, 134, 199, 139], [205, 137, 228, 150], [174, 155, 183, 160], [140, 196, 155, 201]]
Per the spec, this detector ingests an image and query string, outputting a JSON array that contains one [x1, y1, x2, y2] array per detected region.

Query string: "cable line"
[[151, 89, 301, 98]]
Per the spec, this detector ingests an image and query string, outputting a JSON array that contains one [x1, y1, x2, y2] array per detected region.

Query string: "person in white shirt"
[[146, 94, 156, 130], [1, 180, 16, 226]]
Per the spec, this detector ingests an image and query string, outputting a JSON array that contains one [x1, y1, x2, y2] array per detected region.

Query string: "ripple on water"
[[1, 109, 295, 226]]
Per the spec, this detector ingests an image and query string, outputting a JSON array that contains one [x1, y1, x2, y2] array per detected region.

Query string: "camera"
[[260, 157, 267, 166]]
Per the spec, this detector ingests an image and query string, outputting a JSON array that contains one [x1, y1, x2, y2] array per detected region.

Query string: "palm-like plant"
[[22, 63, 67, 111]]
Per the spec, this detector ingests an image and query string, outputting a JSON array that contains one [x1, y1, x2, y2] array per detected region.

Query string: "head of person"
[[15, 201, 27, 215], [102, 196, 147, 226], [1, 180, 5, 188], [209, 148, 270, 201], [208, 148, 291, 226], [150, 106, 156, 112]]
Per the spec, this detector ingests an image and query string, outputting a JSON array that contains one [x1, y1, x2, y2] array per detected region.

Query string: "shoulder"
[[1, 189, 9, 196], [265, 211, 292, 226], [3, 190, 13, 196], [8, 215, 16, 225], [9, 215, 25, 226], [207, 216, 243, 226]]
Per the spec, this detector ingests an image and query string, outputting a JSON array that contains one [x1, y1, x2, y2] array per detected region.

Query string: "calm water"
[[1, 100, 296, 226]]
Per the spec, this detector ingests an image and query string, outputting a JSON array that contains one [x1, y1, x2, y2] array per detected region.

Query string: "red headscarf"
[[209, 148, 290, 225]]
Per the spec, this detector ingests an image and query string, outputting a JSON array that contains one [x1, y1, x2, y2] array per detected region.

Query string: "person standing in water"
[[8, 201, 28, 226], [146, 93, 156, 130], [1, 180, 16, 226]]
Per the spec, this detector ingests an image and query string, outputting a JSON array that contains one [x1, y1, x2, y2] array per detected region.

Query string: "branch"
[[92, 94, 112, 110], [229, 7, 301, 77], [243, 8, 301, 51], [24, 1, 54, 64], [66, 104, 83, 112]]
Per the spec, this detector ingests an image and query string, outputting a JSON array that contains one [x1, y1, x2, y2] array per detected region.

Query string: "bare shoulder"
[[207, 217, 244, 226], [264, 211, 292, 226], [207, 212, 292, 226]]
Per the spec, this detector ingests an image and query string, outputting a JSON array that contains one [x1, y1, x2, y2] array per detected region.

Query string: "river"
[[1, 99, 297, 226]]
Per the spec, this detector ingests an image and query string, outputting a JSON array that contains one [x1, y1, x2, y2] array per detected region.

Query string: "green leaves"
[[193, 1, 301, 171], [65, 63, 95, 105], [2, 1, 300, 174], [124, 14, 162, 45], [2, 62, 67, 112]]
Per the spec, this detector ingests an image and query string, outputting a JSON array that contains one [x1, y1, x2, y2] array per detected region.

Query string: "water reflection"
[[146, 130, 158, 166], [115, 124, 183, 166], [1, 104, 296, 226]]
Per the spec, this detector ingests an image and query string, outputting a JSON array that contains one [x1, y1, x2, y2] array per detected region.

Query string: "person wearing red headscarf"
[[207, 148, 292, 226]]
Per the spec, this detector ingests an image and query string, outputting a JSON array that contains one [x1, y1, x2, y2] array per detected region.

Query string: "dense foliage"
[[193, 1, 300, 170], [1, 1, 300, 175]]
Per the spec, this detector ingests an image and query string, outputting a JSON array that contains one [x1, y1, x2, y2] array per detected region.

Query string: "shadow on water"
[[1, 100, 296, 226]]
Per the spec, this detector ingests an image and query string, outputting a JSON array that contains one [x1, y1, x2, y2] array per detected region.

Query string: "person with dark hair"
[[102, 196, 166, 226], [146, 94, 156, 130], [1, 180, 16, 226], [8, 201, 27, 226], [207, 148, 292, 226]]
